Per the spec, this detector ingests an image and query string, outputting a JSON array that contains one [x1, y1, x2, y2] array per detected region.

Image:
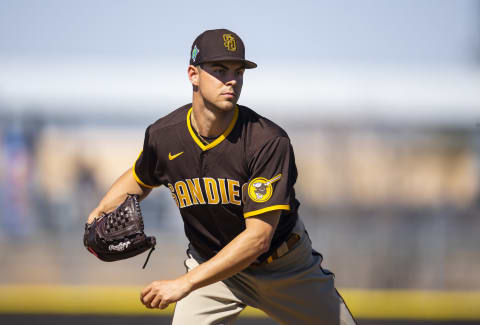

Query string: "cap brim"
[[199, 56, 257, 69], [243, 60, 257, 69]]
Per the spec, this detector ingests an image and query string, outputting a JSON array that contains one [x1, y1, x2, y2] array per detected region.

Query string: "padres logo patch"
[[248, 174, 282, 203], [223, 34, 237, 51]]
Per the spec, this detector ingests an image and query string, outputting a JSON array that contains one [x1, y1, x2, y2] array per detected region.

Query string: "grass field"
[[1, 315, 479, 325], [1, 285, 480, 324]]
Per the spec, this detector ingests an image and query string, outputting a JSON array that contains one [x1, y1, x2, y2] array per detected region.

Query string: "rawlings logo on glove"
[[83, 194, 156, 269], [109, 241, 131, 251]]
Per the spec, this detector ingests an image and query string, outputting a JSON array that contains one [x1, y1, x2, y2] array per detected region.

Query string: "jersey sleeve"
[[243, 136, 297, 218], [132, 126, 162, 188]]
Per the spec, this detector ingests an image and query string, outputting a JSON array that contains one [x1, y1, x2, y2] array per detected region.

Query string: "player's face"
[[196, 61, 245, 112]]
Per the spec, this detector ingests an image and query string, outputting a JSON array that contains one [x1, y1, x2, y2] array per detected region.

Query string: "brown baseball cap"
[[189, 29, 257, 69]]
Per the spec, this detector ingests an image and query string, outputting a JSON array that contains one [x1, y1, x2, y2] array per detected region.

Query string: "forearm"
[[89, 168, 151, 220], [182, 231, 264, 290], [181, 212, 280, 291]]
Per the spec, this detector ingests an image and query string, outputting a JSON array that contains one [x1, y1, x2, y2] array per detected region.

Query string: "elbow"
[[253, 234, 272, 255]]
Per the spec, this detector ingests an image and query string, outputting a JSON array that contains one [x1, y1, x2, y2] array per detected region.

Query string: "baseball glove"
[[83, 194, 156, 269]]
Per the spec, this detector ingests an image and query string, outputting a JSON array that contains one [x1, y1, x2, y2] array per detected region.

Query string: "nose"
[[225, 72, 240, 86], [226, 78, 237, 86]]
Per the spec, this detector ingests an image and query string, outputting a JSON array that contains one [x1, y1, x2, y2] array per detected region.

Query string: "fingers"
[[140, 282, 158, 308], [139, 279, 188, 310], [140, 282, 173, 310], [158, 299, 170, 310], [150, 295, 163, 309], [145, 294, 171, 309], [140, 284, 153, 298], [87, 210, 102, 224], [141, 290, 171, 309], [141, 291, 155, 308], [87, 214, 95, 224]]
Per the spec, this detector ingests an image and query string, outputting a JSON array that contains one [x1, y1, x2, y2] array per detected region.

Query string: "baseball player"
[[88, 29, 357, 325]]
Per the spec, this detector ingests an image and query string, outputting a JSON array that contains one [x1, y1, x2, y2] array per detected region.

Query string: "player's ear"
[[188, 65, 200, 88]]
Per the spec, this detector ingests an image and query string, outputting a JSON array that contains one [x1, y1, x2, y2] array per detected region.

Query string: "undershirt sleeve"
[[243, 136, 296, 218]]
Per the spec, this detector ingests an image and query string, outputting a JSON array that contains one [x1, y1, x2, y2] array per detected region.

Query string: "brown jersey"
[[133, 104, 300, 262]]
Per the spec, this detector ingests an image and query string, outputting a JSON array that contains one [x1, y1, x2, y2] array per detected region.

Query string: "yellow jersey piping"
[[244, 204, 290, 218], [186, 106, 239, 151], [132, 150, 157, 189]]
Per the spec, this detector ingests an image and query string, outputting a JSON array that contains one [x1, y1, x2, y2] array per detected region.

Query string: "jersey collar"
[[186, 106, 239, 151]]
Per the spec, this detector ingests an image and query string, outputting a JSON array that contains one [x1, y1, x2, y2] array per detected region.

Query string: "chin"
[[216, 101, 237, 112]]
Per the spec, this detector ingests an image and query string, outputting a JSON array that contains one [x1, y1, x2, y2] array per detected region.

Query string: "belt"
[[265, 232, 301, 264]]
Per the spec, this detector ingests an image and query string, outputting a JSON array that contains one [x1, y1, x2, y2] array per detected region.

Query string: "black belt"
[[265, 232, 301, 264]]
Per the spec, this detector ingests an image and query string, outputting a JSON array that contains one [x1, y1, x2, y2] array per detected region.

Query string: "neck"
[[191, 97, 235, 138]]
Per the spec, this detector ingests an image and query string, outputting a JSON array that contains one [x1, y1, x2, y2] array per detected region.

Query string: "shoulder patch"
[[247, 174, 282, 203]]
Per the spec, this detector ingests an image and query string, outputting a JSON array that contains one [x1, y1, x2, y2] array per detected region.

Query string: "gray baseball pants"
[[172, 218, 357, 325]]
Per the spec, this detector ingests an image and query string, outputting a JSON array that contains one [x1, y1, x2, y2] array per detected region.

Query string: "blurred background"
[[1, 0, 479, 324]]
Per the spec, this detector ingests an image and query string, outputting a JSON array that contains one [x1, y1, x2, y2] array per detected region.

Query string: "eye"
[[214, 68, 226, 76], [236, 70, 244, 77]]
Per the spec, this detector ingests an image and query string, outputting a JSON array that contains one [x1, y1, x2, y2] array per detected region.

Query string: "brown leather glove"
[[84, 194, 156, 268]]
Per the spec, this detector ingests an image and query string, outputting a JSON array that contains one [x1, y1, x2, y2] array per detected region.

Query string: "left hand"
[[140, 277, 193, 309]]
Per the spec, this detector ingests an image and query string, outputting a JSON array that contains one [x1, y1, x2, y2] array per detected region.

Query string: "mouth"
[[222, 91, 236, 99]]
